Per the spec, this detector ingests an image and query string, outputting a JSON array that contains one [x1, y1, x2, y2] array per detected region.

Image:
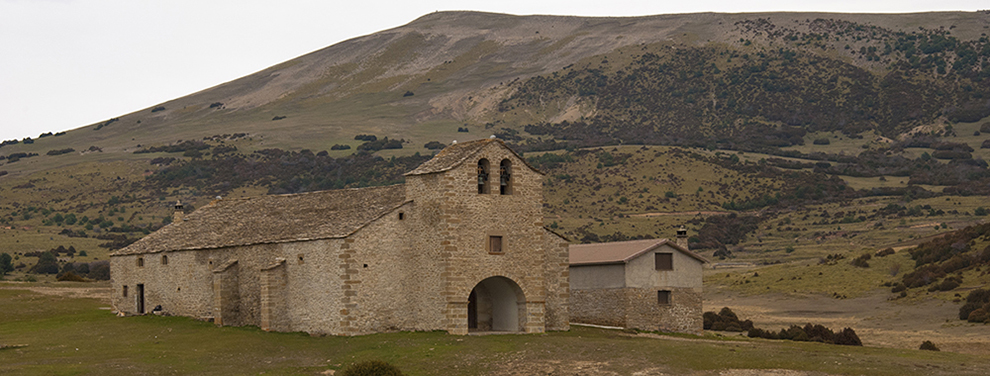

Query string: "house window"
[[499, 159, 512, 195], [658, 290, 671, 305], [123, 285, 128, 297], [488, 236, 503, 254], [161, 255, 168, 265], [655, 253, 672, 271], [298, 254, 304, 265], [477, 159, 491, 194], [137, 257, 144, 267], [398, 212, 405, 220]]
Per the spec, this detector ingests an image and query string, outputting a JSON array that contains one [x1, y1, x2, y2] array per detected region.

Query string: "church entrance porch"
[[467, 276, 526, 332]]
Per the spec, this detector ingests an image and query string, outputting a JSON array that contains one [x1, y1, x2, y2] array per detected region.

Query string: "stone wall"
[[569, 287, 627, 327], [623, 287, 703, 334], [405, 141, 566, 334], [570, 287, 702, 334]]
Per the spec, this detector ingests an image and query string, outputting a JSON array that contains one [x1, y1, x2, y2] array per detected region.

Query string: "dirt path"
[[705, 288, 990, 356]]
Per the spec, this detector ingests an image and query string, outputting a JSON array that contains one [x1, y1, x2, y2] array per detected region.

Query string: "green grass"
[[1, 286, 987, 375], [706, 251, 915, 298]]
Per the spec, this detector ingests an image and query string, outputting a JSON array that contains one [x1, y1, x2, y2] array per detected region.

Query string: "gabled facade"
[[568, 233, 706, 334], [110, 139, 570, 335]]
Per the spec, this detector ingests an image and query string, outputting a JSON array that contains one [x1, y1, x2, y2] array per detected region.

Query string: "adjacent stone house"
[[110, 138, 570, 335], [569, 230, 707, 334]]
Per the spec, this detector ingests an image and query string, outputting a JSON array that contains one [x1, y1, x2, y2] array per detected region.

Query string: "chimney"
[[173, 201, 184, 223], [675, 225, 689, 250]]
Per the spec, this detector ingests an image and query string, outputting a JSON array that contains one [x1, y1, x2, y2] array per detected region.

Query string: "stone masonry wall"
[[543, 229, 570, 331], [569, 288, 627, 327], [405, 142, 564, 334], [624, 287, 703, 334]]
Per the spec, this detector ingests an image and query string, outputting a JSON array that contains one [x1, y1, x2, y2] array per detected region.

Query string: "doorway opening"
[[136, 284, 145, 314], [467, 276, 525, 332]]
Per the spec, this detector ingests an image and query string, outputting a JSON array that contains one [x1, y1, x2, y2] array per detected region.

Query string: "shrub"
[[851, 253, 871, 268], [920, 340, 940, 351], [57, 271, 87, 282], [813, 138, 830, 145], [330, 144, 351, 150], [151, 106, 166, 112], [339, 360, 404, 376], [833, 327, 863, 346], [0, 252, 13, 275], [402, 91, 414, 97], [875, 248, 895, 257], [959, 289, 990, 320], [967, 308, 989, 323], [87, 261, 110, 280], [29, 251, 59, 274], [424, 141, 445, 150]]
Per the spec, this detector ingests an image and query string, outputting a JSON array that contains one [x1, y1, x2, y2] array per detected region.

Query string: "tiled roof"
[[405, 138, 543, 176], [569, 238, 708, 266], [111, 184, 407, 255]]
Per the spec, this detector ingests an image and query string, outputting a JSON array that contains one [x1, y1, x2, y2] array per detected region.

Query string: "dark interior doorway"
[[136, 284, 145, 314]]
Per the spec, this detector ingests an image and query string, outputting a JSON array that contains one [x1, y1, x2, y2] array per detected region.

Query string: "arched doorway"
[[467, 276, 525, 332]]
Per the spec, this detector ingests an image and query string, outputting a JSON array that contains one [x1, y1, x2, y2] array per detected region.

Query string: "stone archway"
[[467, 276, 526, 332]]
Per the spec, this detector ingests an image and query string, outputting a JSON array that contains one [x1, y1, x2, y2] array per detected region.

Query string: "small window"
[[161, 255, 168, 265], [123, 285, 128, 297], [297, 254, 304, 265], [488, 236, 503, 254], [398, 212, 405, 220], [655, 253, 672, 271], [477, 159, 491, 194], [499, 159, 512, 195], [137, 257, 144, 267], [658, 290, 671, 305]]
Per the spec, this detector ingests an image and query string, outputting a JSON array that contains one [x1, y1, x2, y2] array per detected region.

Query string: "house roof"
[[569, 238, 708, 266], [111, 184, 407, 256], [404, 138, 543, 176]]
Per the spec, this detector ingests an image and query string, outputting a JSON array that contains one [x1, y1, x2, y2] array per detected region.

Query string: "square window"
[[658, 290, 671, 305], [655, 253, 672, 270], [488, 236, 503, 254]]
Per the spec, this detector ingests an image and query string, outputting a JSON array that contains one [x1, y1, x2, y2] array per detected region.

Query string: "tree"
[[0, 252, 13, 275], [29, 251, 59, 274]]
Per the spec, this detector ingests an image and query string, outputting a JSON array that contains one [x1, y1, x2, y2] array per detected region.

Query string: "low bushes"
[[960, 289, 990, 323], [705, 307, 862, 346], [339, 360, 404, 376]]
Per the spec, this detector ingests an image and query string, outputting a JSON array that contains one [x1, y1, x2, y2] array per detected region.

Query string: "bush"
[[424, 141, 445, 150], [813, 138, 830, 145], [920, 340, 940, 351], [875, 248, 895, 257], [851, 253, 871, 268], [833, 327, 863, 346], [57, 271, 87, 282], [959, 289, 990, 320], [29, 251, 59, 274], [339, 360, 404, 376], [967, 308, 989, 323], [0, 252, 13, 275]]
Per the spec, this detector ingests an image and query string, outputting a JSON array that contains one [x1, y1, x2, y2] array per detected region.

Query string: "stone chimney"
[[173, 201, 184, 223], [675, 225, 689, 250]]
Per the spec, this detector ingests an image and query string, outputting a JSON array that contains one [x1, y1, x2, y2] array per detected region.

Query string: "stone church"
[[110, 138, 571, 335]]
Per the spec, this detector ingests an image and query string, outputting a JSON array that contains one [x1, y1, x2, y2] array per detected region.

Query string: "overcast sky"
[[0, 1, 986, 141]]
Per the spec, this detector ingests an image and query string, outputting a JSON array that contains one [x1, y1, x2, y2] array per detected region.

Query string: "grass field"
[[1, 285, 989, 375]]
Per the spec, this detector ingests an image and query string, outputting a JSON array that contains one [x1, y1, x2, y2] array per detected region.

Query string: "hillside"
[[1, 11, 990, 286]]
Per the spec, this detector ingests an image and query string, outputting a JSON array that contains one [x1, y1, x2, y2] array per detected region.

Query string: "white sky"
[[0, 1, 986, 141]]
